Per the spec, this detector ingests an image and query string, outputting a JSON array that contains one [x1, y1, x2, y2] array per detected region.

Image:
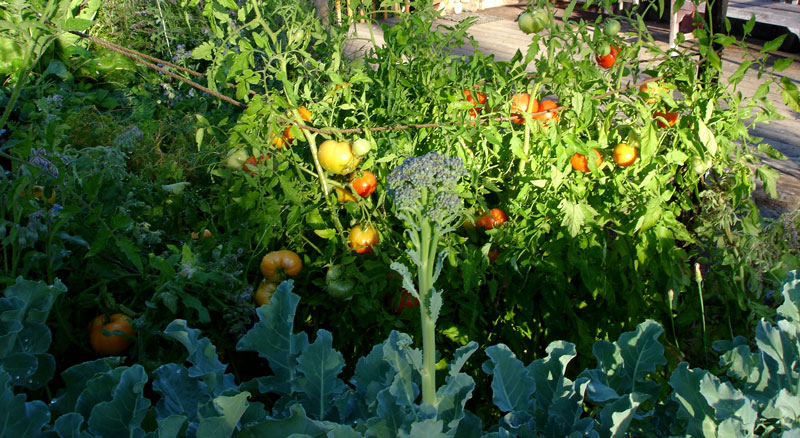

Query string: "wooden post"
[[335, 0, 343, 24]]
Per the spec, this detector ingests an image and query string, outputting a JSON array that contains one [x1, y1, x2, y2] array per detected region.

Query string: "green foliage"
[[5, 273, 800, 436]]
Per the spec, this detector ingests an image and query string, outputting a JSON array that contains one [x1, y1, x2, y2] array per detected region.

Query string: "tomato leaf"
[[781, 77, 800, 112], [115, 236, 143, 272], [696, 119, 718, 157], [559, 199, 584, 237], [762, 34, 787, 54], [773, 57, 793, 73], [756, 165, 780, 199]]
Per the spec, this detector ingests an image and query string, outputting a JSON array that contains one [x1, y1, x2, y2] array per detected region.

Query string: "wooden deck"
[[345, 5, 800, 216]]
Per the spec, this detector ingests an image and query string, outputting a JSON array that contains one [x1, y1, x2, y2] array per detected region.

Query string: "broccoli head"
[[387, 152, 467, 226]]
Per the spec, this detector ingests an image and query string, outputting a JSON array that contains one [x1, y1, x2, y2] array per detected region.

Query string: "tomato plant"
[[351, 170, 377, 197], [571, 149, 603, 172], [89, 313, 136, 356], [476, 208, 508, 230], [325, 265, 356, 298], [612, 143, 638, 167], [260, 250, 302, 281], [595, 45, 618, 69], [349, 225, 379, 254], [464, 89, 487, 117], [534, 99, 559, 123], [318, 140, 359, 174], [640, 82, 669, 104]]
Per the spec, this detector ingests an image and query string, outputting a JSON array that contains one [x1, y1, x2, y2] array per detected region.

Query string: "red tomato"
[[595, 45, 618, 69], [534, 99, 559, 123], [349, 225, 379, 254], [89, 314, 136, 356], [653, 110, 679, 128], [393, 290, 420, 314], [510, 93, 538, 124], [351, 170, 377, 197]]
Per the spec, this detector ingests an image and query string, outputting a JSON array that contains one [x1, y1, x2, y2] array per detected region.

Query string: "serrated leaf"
[[773, 57, 793, 73], [756, 165, 780, 199], [449, 342, 479, 377], [482, 344, 534, 412], [87, 365, 151, 437], [559, 199, 584, 237], [781, 77, 800, 112], [115, 236, 143, 272], [762, 34, 787, 53], [295, 330, 346, 420], [383, 331, 419, 406], [163, 320, 226, 381], [428, 289, 443, 324]]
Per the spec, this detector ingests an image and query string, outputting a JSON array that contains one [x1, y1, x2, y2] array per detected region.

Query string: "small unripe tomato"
[[351, 138, 372, 157], [351, 170, 377, 197], [349, 225, 379, 254], [89, 314, 136, 356], [226, 149, 249, 170], [604, 19, 621, 36]]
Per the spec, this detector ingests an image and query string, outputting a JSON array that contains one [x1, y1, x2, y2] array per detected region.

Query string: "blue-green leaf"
[[51, 358, 122, 416], [237, 282, 307, 396], [383, 331, 419, 406], [449, 342, 478, 377], [352, 344, 394, 412], [0, 370, 50, 437], [238, 404, 327, 438], [669, 363, 716, 437], [196, 392, 250, 438], [152, 363, 210, 421], [87, 365, 151, 437], [294, 330, 347, 421], [435, 373, 475, 431], [163, 320, 227, 379], [54, 412, 93, 438], [482, 344, 534, 412], [597, 393, 647, 438]]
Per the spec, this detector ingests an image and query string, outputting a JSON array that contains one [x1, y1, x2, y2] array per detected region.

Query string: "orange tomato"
[[349, 225, 379, 254], [534, 99, 559, 123], [510, 93, 538, 124], [464, 89, 487, 118], [476, 208, 508, 230], [612, 143, 638, 167], [89, 314, 136, 356], [260, 250, 303, 281], [298, 106, 313, 122], [653, 110, 679, 128], [571, 149, 603, 172]]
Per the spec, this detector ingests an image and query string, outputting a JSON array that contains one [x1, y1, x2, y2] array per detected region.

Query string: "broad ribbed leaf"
[[407, 418, 447, 438], [755, 320, 799, 393], [152, 363, 210, 421], [87, 364, 151, 438], [53, 412, 93, 438], [699, 373, 757, 433], [50, 358, 121, 416], [195, 392, 250, 438], [163, 320, 226, 380], [152, 415, 187, 438], [0, 370, 50, 437], [777, 271, 800, 322], [597, 393, 646, 438], [435, 372, 475, 430], [294, 330, 347, 420], [528, 341, 576, 412], [237, 282, 306, 396], [376, 390, 407, 438], [238, 404, 328, 438], [483, 344, 534, 413], [1, 277, 66, 323], [352, 343, 394, 412], [763, 389, 800, 429], [583, 320, 665, 403], [669, 363, 716, 437]]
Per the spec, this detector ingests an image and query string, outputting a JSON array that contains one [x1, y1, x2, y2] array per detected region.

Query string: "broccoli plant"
[[386, 151, 468, 406]]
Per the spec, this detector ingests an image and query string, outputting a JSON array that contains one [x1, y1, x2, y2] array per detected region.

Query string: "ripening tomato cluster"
[[255, 249, 303, 306]]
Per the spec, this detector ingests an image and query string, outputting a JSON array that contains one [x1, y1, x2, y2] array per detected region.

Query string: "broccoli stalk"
[[386, 151, 467, 407]]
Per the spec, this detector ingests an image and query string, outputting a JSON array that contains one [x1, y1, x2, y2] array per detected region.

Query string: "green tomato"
[[351, 138, 371, 157], [596, 42, 611, 57], [226, 149, 249, 170], [603, 19, 621, 37], [326, 265, 356, 299], [517, 12, 544, 34], [691, 156, 711, 175]]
